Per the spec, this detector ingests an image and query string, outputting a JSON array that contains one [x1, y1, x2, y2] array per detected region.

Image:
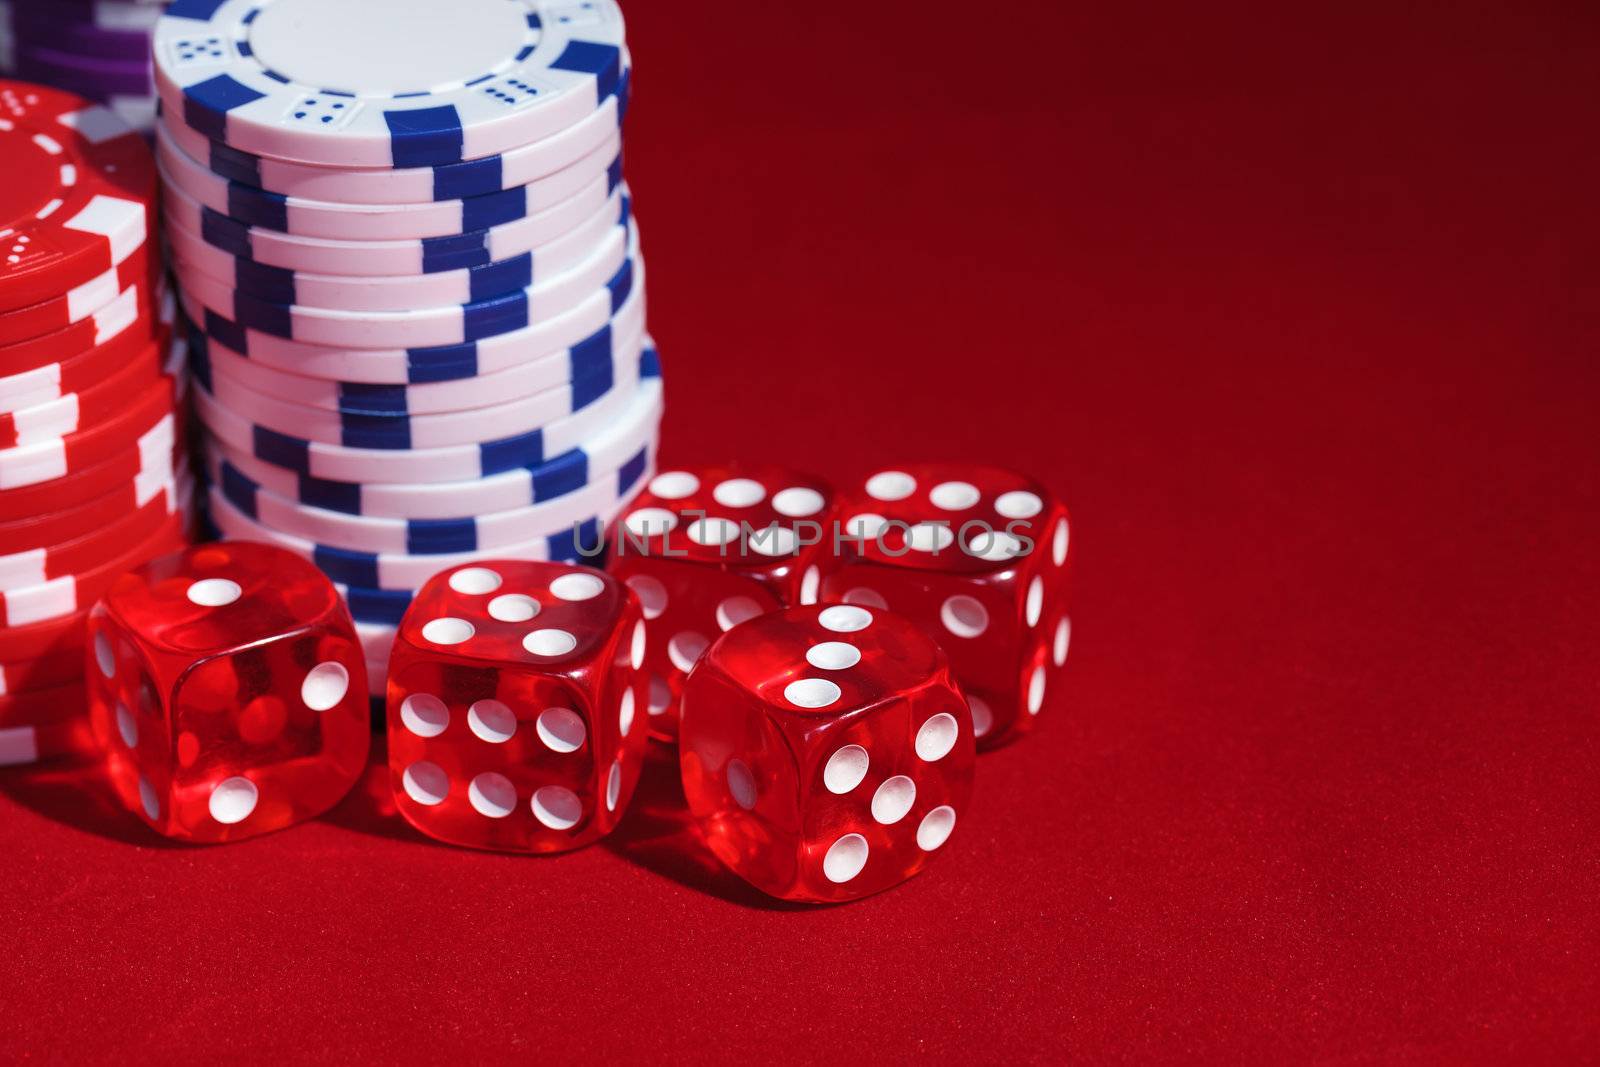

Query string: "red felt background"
[[4, 1, 1598, 1061]]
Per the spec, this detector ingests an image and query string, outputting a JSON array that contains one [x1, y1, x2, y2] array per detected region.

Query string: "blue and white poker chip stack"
[[149, 0, 662, 693], [0, 1, 168, 133]]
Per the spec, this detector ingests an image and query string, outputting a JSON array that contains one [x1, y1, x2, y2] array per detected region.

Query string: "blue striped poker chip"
[[215, 333, 633, 424], [158, 68, 630, 204], [154, 0, 627, 168], [192, 341, 661, 486], [173, 177, 626, 310], [189, 238, 637, 384], [191, 320, 639, 450], [200, 355, 662, 520], [157, 117, 623, 241], [210, 437, 650, 556], [192, 281, 645, 417], [174, 208, 633, 348], [208, 485, 613, 591], [162, 162, 628, 277], [340, 584, 413, 627]]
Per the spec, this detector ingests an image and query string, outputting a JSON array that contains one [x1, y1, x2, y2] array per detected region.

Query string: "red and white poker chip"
[[0, 81, 157, 313], [0, 455, 182, 554], [0, 606, 93, 662], [0, 475, 189, 588], [0, 645, 87, 698], [0, 411, 182, 518], [0, 331, 170, 447], [0, 511, 185, 626], [0, 678, 95, 766], [0, 680, 87, 729], [0, 285, 171, 413], [0, 335, 186, 490], [0, 719, 94, 767], [0, 282, 154, 386], [0, 244, 156, 346]]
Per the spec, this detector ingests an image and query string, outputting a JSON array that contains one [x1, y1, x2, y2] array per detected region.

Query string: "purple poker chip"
[[14, 45, 153, 97], [9, 16, 151, 62]]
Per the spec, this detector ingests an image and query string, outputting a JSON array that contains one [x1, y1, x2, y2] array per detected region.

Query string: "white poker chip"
[[202, 374, 662, 520], [172, 217, 633, 348], [161, 162, 624, 276], [200, 334, 641, 449], [156, 118, 621, 241], [194, 370, 660, 485], [163, 185, 623, 312], [207, 484, 629, 591], [189, 281, 643, 413], [159, 81, 627, 205], [206, 445, 648, 556], [153, 0, 627, 167], [179, 250, 642, 384]]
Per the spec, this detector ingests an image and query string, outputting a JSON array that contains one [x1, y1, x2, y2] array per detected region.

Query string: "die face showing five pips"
[[679, 604, 976, 903], [86, 541, 370, 843], [386, 560, 648, 854]]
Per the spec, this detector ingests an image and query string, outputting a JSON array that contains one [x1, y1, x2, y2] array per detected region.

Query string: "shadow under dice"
[[606, 466, 836, 746], [679, 604, 975, 903], [387, 560, 648, 853], [85, 542, 370, 843], [820, 465, 1073, 749]]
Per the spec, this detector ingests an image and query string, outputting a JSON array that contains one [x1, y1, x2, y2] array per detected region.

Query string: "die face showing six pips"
[[831, 464, 1068, 576], [607, 465, 837, 745], [679, 604, 975, 903], [387, 560, 648, 853], [822, 464, 1073, 749], [85, 542, 370, 843]]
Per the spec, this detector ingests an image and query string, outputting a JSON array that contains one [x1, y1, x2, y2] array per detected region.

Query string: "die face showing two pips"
[[86, 542, 370, 843], [607, 465, 836, 744], [386, 560, 648, 854], [821, 464, 1073, 749], [679, 605, 975, 903]]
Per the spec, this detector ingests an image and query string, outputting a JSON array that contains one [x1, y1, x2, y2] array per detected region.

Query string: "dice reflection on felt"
[[85, 542, 371, 843], [679, 604, 975, 903], [387, 560, 648, 853]]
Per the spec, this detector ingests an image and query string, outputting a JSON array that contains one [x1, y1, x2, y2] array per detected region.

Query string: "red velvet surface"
[[3, 2, 1597, 1060]]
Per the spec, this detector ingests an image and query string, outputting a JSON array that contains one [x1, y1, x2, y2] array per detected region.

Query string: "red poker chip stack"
[[0, 79, 190, 768]]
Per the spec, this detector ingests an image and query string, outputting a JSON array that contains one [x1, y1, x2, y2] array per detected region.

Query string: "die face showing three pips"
[[822, 464, 1073, 749], [679, 604, 975, 903], [85, 542, 370, 843], [607, 464, 836, 744], [387, 560, 648, 854]]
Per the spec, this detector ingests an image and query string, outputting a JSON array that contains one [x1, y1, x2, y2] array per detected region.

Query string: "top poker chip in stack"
[[0, 1, 168, 134], [152, 0, 663, 694], [0, 79, 192, 766]]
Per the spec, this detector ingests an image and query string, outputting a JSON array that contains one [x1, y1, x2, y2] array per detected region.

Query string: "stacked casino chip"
[[151, 0, 662, 694], [0, 80, 191, 767], [0, 1, 167, 134]]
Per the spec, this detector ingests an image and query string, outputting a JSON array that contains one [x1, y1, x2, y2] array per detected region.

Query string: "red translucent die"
[[679, 604, 975, 903], [818, 465, 1073, 750], [386, 560, 647, 853], [606, 465, 836, 745], [85, 542, 370, 843]]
